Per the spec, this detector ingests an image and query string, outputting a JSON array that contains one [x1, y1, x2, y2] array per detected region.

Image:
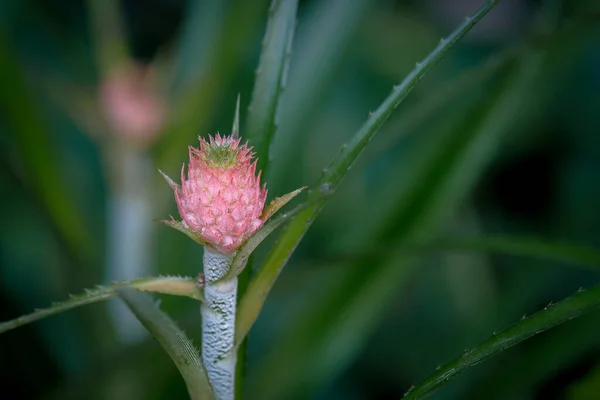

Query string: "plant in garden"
[[160, 130, 302, 399], [3, 0, 600, 399]]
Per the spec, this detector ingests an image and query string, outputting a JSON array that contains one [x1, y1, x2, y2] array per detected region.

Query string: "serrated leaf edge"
[[0, 275, 202, 335]]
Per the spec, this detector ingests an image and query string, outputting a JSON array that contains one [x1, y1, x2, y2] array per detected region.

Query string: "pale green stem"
[[202, 247, 237, 400], [105, 144, 154, 343]]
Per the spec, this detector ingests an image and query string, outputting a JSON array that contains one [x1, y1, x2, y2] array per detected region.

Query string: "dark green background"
[[1, 0, 600, 399]]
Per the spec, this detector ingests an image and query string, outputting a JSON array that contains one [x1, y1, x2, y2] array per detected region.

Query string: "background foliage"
[[1, 0, 600, 399]]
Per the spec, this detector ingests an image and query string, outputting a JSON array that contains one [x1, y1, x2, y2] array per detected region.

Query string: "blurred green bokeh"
[[1, 0, 600, 399]]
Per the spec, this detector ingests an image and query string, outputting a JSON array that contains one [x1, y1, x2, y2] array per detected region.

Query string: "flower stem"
[[202, 247, 237, 400]]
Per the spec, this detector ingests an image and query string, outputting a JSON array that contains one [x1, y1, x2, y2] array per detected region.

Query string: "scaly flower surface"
[[173, 134, 267, 254]]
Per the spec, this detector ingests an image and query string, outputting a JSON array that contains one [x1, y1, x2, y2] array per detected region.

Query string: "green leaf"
[[245, 0, 299, 173], [156, 0, 271, 167], [463, 311, 600, 399], [159, 218, 209, 247], [567, 362, 600, 400], [219, 191, 309, 283], [0, 31, 95, 266], [270, 0, 372, 191], [403, 284, 600, 400], [232, 93, 241, 137], [426, 236, 600, 270], [248, 3, 556, 395], [297, 235, 600, 271], [250, 47, 548, 396], [365, 44, 520, 163], [260, 186, 306, 222], [86, 0, 129, 76], [236, 0, 500, 346], [118, 288, 214, 400], [238, 0, 300, 388], [167, 1, 228, 93], [0, 276, 202, 335], [317, 1, 500, 196], [159, 168, 179, 190]]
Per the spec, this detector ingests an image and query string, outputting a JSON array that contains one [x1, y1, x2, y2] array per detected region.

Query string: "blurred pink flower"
[[100, 64, 166, 145], [173, 134, 268, 254]]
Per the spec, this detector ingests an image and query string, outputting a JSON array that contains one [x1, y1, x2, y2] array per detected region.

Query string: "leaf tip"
[[159, 169, 178, 190], [232, 94, 241, 138]]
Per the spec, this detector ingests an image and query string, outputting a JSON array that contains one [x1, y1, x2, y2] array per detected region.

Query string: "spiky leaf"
[[261, 186, 306, 222], [119, 289, 214, 400], [237, 0, 500, 345], [0, 276, 202, 335], [403, 284, 600, 400], [159, 218, 209, 246]]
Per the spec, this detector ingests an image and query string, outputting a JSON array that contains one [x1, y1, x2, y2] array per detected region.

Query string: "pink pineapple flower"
[[100, 63, 166, 146], [173, 134, 268, 254]]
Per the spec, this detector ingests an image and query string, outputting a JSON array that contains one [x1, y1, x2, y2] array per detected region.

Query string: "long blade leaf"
[[248, 4, 552, 393], [317, 236, 600, 271], [219, 189, 308, 282], [236, 0, 500, 344], [0, 31, 95, 266], [270, 0, 372, 191], [0, 276, 202, 335], [119, 288, 214, 400], [245, 0, 299, 173], [156, 0, 270, 167], [403, 284, 600, 400]]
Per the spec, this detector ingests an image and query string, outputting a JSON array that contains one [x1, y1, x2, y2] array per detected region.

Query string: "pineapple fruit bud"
[[173, 134, 267, 254]]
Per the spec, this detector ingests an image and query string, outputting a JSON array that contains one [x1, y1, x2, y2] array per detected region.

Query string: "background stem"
[[105, 144, 154, 343]]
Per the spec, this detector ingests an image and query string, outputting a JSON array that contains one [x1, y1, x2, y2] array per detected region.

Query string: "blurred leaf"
[[249, 14, 551, 400], [237, 0, 500, 346], [403, 284, 600, 400], [168, 1, 228, 93], [119, 288, 214, 400], [43, 77, 107, 142], [86, 0, 129, 75], [0, 276, 202, 335], [366, 44, 520, 162], [0, 29, 95, 266], [303, 235, 600, 271], [156, 0, 271, 168], [270, 0, 372, 191], [245, 0, 298, 174], [567, 362, 600, 400], [427, 236, 600, 270]]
